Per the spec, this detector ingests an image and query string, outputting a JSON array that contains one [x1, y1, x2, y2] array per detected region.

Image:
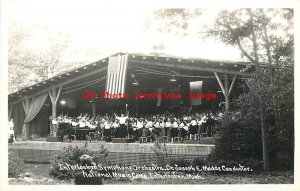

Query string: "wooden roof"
[[8, 52, 260, 105]]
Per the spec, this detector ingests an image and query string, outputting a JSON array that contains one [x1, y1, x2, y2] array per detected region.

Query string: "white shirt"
[[190, 120, 197, 126], [71, 121, 78, 126], [8, 121, 14, 130], [136, 121, 144, 129], [145, 121, 153, 128], [116, 116, 128, 124], [165, 122, 172, 128], [52, 119, 58, 125], [104, 122, 111, 129], [172, 122, 179, 128], [79, 121, 86, 128]]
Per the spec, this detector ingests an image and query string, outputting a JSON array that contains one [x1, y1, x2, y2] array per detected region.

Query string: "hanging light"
[[170, 75, 176, 82], [132, 79, 139, 85], [60, 99, 67, 105]]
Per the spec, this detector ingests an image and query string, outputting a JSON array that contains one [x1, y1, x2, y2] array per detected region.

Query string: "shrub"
[[8, 152, 24, 178], [151, 142, 169, 166], [191, 157, 206, 167], [207, 113, 263, 172], [49, 145, 109, 180], [169, 158, 191, 170]]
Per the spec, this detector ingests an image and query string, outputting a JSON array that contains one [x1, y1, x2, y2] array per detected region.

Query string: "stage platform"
[[8, 140, 214, 165]]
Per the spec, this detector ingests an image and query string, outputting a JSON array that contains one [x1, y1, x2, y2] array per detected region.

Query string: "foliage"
[[169, 158, 191, 169], [147, 9, 203, 36], [49, 145, 109, 180], [8, 21, 86, 93], [191, 157, 206, 167], [151, 142, 169, 166], [8, 152, 25, 177], [208, 113, 263, 171], [207, 8, 294, 171]]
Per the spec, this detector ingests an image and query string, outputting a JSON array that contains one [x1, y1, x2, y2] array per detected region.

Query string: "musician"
[[52, 117, 59, 137], [8, 119, 15, 142], [165, 119, 172, 137], [111, 119, 120, 138], [114, 113, 129, 138], [189, 117, 198, 139], [179, 120, 188, 141], [171, 119, 179, 139]]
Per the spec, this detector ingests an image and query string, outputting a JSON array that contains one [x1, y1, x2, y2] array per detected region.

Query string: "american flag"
[[105, 54, 128, 96], [190, 81, 203, 106]]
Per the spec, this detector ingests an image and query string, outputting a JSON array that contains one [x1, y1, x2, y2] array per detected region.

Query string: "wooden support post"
[[229, 75, 237, 95], [49, 86, 62, 118], [51, 87, 57, 118], [92, 98, 96, 118], [49, 86, 62, 137], [214, 72, 236, 113], [214, 72, 225, 95], [224, 73, 229, 112]]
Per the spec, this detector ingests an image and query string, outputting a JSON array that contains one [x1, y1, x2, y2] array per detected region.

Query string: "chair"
[[194, 134, 201, 141], [89, 132, 95, 141], [139, 137, 147, 143], [173, 137, 182, 143], [174, 130, 182, 143], [159, 136, 169, 143]]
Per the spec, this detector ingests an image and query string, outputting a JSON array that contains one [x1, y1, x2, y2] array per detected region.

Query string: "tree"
[[208, 9, 293, 171], [148, 8, 294, 171], [8, 21, 85, 93]]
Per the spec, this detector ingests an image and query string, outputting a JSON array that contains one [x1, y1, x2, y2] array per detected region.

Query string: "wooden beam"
[[224, 73, 230, 112], [245, 80, 252, 90], [55, 86, 62, 105], [130, 60, 255, 77], [214, 72, 225, 96], [48, 91, 54, 104], [229, 75, 237, 95], [92, 99, 96, 118], [9, 66, 107, 106], [51, 87, 57, 118]]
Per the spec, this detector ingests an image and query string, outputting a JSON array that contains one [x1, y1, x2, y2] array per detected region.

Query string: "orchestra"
[[51, 108, 223, 143]]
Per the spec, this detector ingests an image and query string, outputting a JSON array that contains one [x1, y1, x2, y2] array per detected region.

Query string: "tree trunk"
[[248, 9, 270, 171]]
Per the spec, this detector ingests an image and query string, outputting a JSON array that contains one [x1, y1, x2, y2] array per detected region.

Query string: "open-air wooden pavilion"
[[8, 52, 260, 140]]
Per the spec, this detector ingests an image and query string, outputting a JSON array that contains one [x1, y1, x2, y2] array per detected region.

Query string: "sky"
[[5, 0, 245, 64]]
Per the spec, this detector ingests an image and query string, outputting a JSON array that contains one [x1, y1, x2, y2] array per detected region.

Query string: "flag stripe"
[[116, 56, 123, 94], [121, 55, 128, 93], [190, 81, 203, 106], [105, 54, 128, 97]]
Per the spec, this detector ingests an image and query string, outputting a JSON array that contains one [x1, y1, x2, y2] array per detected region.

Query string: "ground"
[[8, 163, 294, 185]]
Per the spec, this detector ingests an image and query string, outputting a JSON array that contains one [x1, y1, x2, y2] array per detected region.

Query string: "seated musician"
[[52, 117, 58, 137], [159, 120, 165, 137], [171, 119, 179, 138], [189, 117, 198, 138], [153, 119, 161, 141], [165, 119, 172, 137], [127, 118, 134, 138], [135, 119, 144, 140], [179, 120, 188, 140], [104, 118, 112, 141], [111, 119, 119, 138], [78, 118, 86, 129]]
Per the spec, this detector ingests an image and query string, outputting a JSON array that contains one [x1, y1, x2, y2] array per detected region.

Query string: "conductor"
[[114, 112, 129, 138]]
